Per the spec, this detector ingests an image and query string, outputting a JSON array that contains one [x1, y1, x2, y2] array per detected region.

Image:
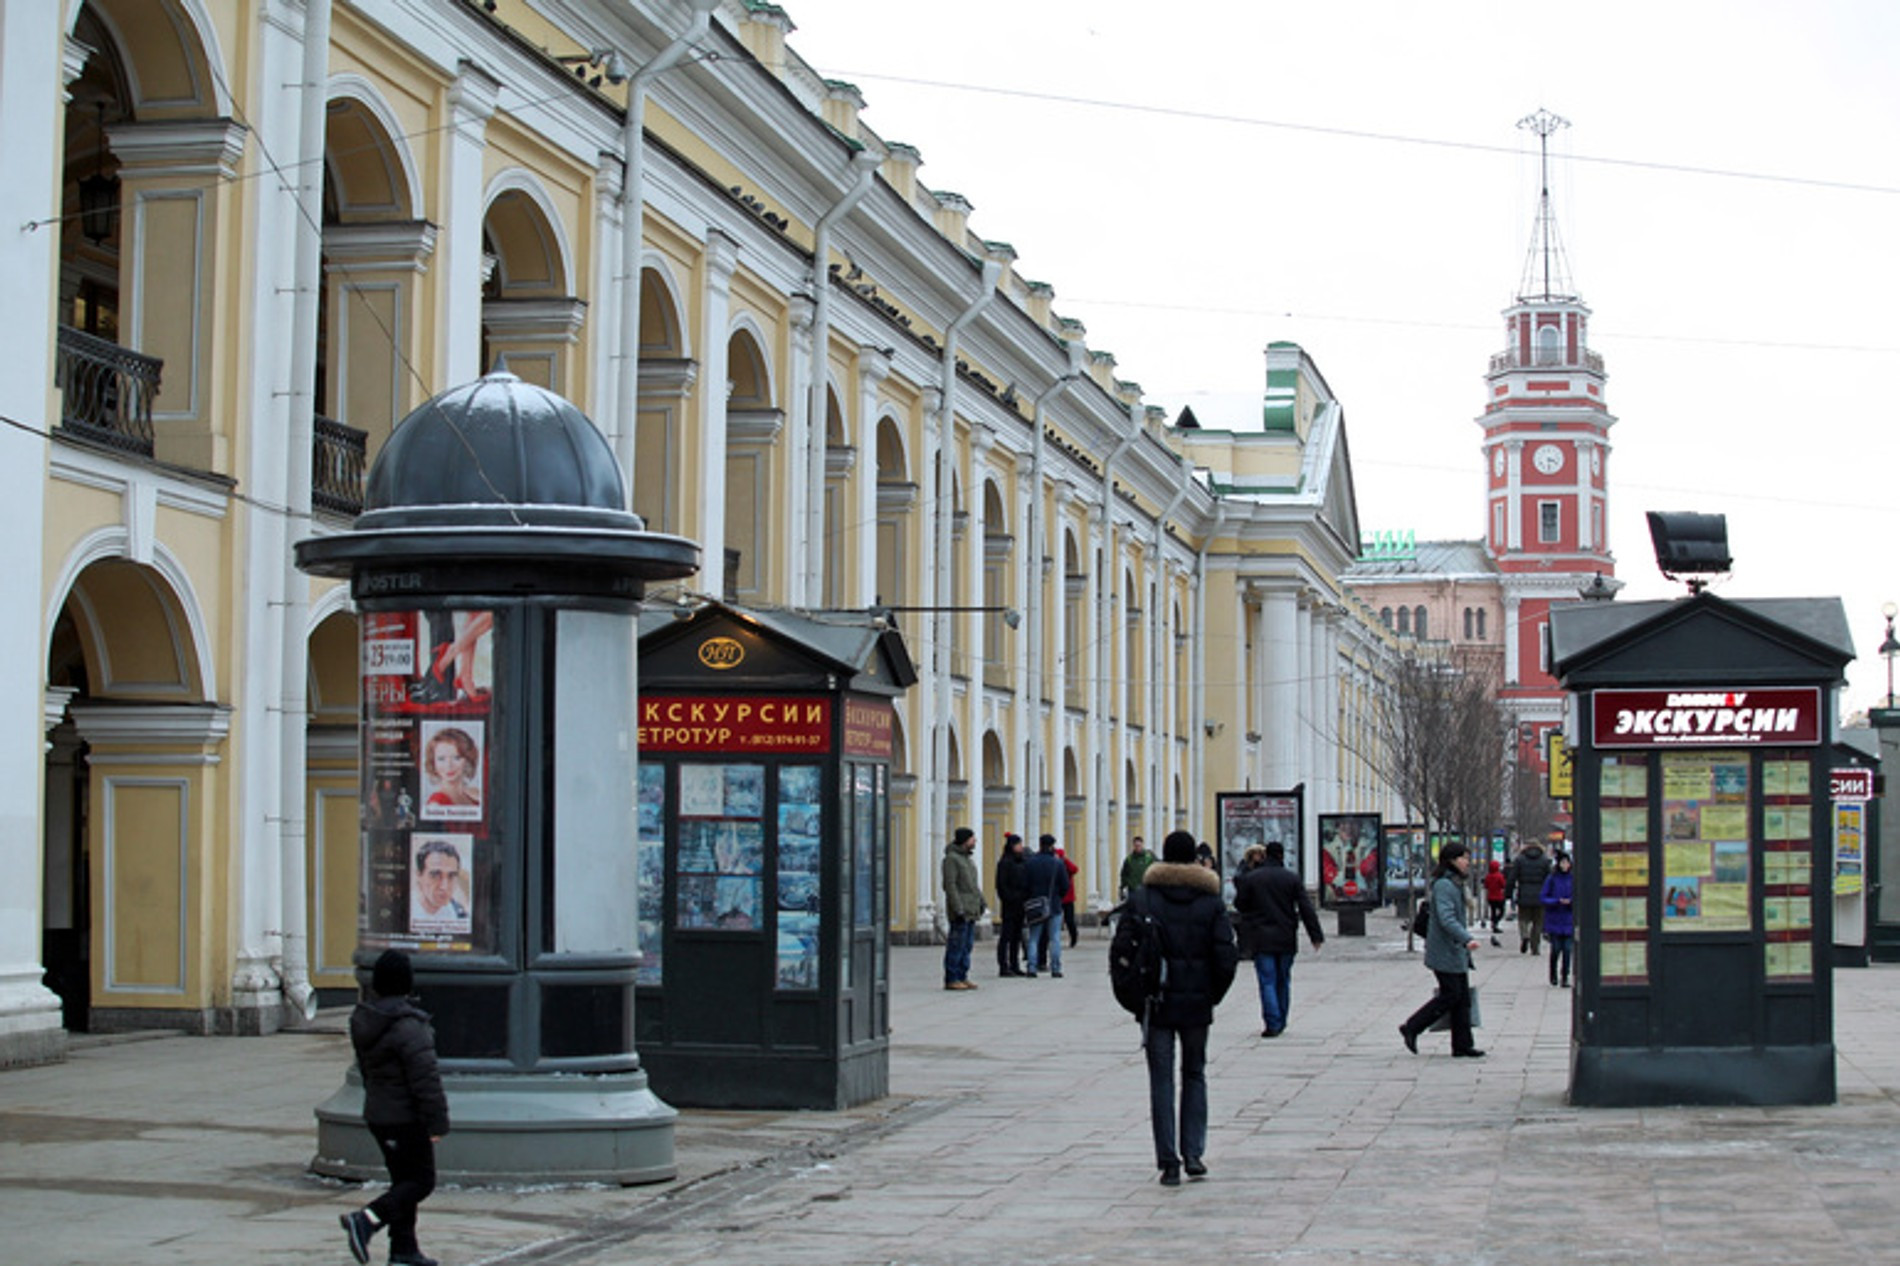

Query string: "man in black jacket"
[[1024, 834, 1069, 978], [1231, 840, 1324, 1037], [340, 949, 451, 1266], [1138, 830, 1238, 1187], [1506, 842, 1553, 955]]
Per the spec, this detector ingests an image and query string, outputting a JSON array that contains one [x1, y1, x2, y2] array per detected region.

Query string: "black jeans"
[[997, 907, 1024, 973], [1062, 900, 1078, 947], [1404, 970, 1475, 1054], [368, 1122, 436, 1257], [1144, 1023, 1209, 1169]]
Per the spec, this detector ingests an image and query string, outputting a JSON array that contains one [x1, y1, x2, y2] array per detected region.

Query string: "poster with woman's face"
[[419, 720, 485, 823]]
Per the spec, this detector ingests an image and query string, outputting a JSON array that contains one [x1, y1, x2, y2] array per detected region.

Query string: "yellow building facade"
[[0, 0, 1401, 1064]]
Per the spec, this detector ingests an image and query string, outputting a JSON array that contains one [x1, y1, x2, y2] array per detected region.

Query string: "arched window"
[[1381, 606, 1393, 629], [1536, 323, 1562, 366], [1476, 608, 1487, 640], [1414, 606, 1428, 639], [1397, 606, 1411, 636], [1463, 608, 1473, 639]]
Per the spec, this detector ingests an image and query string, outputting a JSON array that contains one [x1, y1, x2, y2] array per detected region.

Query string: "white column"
[[1047, 482, 1074, 835], [967, 424, 995, 686], [1262, 588, 1299, 791], [439, 60, 499, 388], [854, 347, 890, 607], [0, 0, 64, 1062], [1504, 593, 1523, 686], [914, 384, 942, 927], [784, 299, 814, 606], [588, 150, 623, 416], [694, 229, 739, 595]]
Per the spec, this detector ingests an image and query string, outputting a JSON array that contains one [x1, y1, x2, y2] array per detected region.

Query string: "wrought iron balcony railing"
[[313, 414, 368, 517], [55, 324, 160, 457]]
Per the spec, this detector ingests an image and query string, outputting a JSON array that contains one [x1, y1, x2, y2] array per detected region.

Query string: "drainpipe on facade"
[[928, 260, 1001, 925], [612, 0, 719, 495], [277, 0, 334, 1025], [802, 148, 883, 607], [1023, 356, 1084, 832]]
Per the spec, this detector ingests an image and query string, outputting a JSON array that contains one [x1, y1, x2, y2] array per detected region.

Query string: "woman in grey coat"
[[1397, 841, 1484, 1058]]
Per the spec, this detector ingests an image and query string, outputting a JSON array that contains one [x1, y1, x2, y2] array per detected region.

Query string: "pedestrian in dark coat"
[[1024, 834, 1069, 976], [1506, 842, 1553, 954], [1231, 841, 1324, 1037], [340, 949, 450, 1266], [1397, 842, 1484, 1059], [995, 833, 1029, 977], [1542, 851, 1577, 988], [1139, 830, 1238, 1186]]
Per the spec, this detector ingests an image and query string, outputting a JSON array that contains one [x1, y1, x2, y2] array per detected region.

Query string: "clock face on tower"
[[1532, 443, 1564, 475]]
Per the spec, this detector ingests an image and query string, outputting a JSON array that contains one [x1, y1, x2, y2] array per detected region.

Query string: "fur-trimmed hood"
[[1143, 860, 1220, 895]]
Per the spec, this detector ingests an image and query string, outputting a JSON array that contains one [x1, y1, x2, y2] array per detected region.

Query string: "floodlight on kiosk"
[[1646, 511, 1730, 595]]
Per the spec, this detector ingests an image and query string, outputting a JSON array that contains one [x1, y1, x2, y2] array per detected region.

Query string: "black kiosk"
[[1550, 592, 1853, 1107], [632, 601, 915, 1109]]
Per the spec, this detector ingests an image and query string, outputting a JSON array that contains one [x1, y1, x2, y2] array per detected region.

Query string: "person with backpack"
[[1024, 834, 1068, 978], [1231, 840, 1324, 1038], [994, 832, 1029, 977], [1542, 851, 1576, 987], [1125, 830, 1237, 1186], [339, 949, 450, 1266], [1397, 841, 1484, 1059]]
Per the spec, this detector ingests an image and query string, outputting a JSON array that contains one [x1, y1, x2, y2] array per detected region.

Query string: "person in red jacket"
[[1482, 859, 1507, 947], [1055, 845, 1081, 948]]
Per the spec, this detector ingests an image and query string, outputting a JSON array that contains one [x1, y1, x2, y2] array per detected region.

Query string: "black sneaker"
[[1184, 1157, 1207, 1180], [1159, 1163, 1182, 1187], [1398, 1024, 1418, 1054], [340, 1211, 375, 1265], [1453, 1048, 1487, 1058]]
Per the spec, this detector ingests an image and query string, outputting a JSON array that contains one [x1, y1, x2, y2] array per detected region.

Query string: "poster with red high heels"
[[359, 608, 497, 954]]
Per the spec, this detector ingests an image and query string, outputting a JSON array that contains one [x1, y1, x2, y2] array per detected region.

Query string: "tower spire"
[[1516, 108, 1576, 302]]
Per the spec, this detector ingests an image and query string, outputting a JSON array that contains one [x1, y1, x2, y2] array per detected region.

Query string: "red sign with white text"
[[1830, 768, 1874, 802], [639, 695, 831, 753], [1592, 687, 1823, 749]]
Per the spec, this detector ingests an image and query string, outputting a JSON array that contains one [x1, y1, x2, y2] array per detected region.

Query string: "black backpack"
[[1109, 890, 1170, 1018]]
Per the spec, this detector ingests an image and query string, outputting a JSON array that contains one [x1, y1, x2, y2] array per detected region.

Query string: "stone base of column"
[[0, 972, 68, 1069], [312, 1067, 678, 1186]]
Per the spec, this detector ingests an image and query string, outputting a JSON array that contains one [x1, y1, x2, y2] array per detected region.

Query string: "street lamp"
[[1880, 601, 1899, 708]]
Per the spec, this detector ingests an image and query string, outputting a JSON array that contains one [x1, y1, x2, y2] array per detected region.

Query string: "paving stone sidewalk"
[[5, 918, 1900, 1265]]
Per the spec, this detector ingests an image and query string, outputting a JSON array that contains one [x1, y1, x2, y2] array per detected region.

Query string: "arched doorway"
[[44, 555, 214, 1033]]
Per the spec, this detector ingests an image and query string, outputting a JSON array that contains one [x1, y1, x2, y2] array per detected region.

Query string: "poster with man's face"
[[409, 834, 473, 938], [359, 608, 496, 954]]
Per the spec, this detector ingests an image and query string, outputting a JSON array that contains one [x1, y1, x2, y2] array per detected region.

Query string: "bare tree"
[[1380, 648, 1509, 941]]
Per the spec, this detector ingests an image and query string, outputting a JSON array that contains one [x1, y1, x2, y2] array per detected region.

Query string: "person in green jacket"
[[1119, 836, 1154, 900], [941, 826, 986, 990]]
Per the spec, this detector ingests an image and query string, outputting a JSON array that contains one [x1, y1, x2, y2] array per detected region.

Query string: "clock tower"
[[1482, 110, 1617, 721]]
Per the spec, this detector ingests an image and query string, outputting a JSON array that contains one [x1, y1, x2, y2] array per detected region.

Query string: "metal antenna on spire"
[[1516, 108, 1574, 302]]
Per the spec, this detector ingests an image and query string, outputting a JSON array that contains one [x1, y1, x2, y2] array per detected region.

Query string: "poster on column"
[[1216, 790, 1303, 906], [359, 608, 499, 955]]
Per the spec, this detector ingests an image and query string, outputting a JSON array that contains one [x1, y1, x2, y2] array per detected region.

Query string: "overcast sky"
[[777, 0, 1900, 717]]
